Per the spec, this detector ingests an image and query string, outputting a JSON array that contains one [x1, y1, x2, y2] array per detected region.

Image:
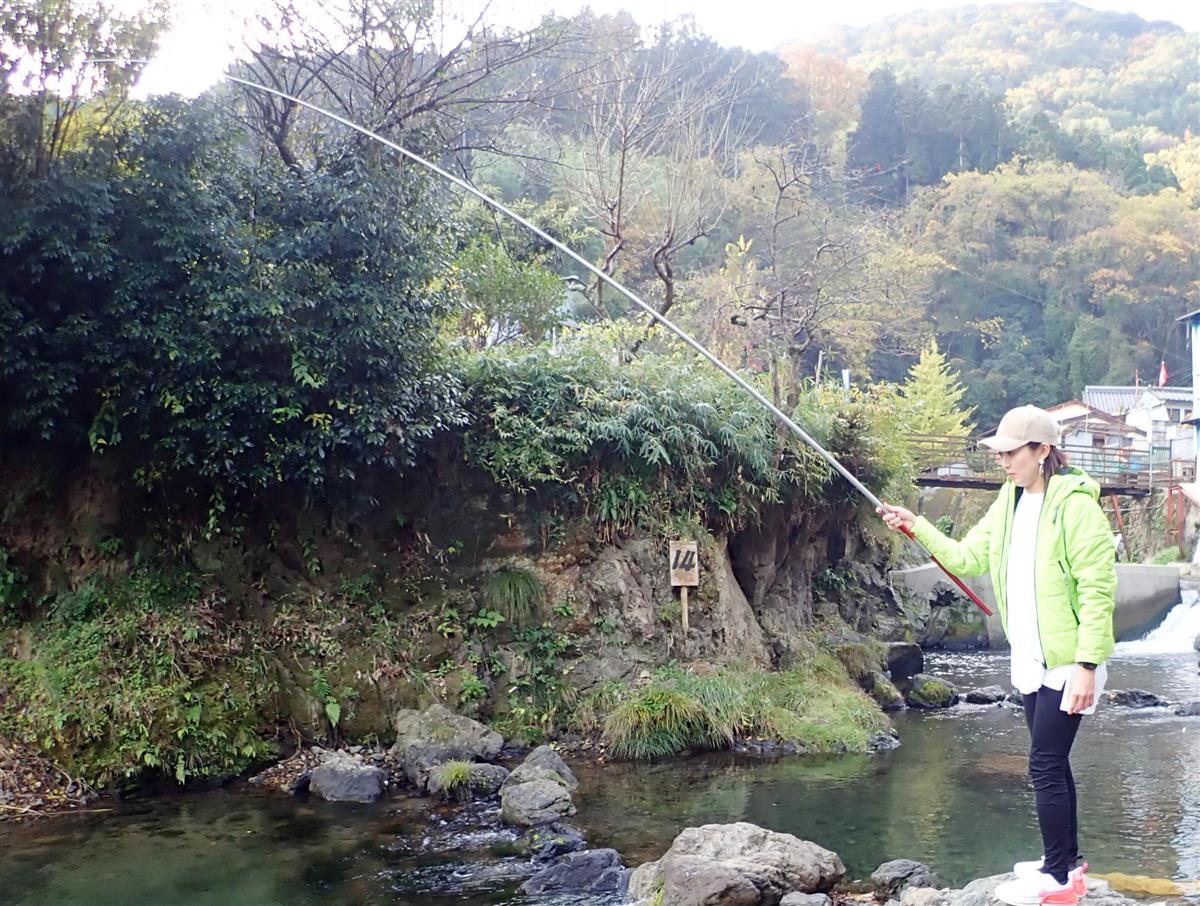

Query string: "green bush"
[[604, 688, 727, 760], [430, 760, 473, 800], [0, 570, 277, 788], [461, 327, 907, 536]]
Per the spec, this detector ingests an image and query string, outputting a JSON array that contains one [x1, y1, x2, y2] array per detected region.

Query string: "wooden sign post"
[[669, 540, 699, 632]]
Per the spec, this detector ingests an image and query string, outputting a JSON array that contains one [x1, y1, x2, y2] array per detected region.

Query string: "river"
[[2, 597, 1197, 905]]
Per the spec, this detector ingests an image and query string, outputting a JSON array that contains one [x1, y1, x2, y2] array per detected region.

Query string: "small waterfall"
[[1115, 588, 1200, 655]]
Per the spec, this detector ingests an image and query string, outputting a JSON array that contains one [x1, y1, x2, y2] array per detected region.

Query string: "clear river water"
[[2, 596, 1197, 906]]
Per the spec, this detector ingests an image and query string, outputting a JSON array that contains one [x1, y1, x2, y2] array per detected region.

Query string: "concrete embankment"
[[889, 563, 1180, 648]]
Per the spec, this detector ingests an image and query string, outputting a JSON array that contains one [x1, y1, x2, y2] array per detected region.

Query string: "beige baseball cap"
[[979, 405, 1060, 452]]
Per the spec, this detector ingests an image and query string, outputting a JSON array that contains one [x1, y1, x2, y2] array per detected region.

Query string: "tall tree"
[[0, 0, 166, 177]]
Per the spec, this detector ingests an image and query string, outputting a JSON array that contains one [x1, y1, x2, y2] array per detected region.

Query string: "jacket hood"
[[1049, 465, 1101, 504]]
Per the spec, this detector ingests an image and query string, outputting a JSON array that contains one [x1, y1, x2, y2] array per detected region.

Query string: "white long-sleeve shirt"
[[1006, 489, 1105, 710]]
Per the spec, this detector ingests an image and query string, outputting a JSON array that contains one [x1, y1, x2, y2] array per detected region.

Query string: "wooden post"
[[669, 540, 699, 634]]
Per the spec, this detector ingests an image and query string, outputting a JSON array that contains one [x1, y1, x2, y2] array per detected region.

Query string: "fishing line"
[[83, 59, 994, 616]]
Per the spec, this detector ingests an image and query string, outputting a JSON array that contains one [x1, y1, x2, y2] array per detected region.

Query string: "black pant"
[[1022, 685, 1083, 882]]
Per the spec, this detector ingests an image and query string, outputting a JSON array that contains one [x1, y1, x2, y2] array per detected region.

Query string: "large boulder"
[[502, 745, 579, 792], [871, 860, 943, 899], [391, 704, 503, 790], [627, 822, 845, 906], [905, 675, 959, 710], [1174, 700, 1200, 717], [500, 779, 576, 827], [965, 686, 1006, 705], [900, 889, 950, 906], [940, 874, 1140, 906], [886, 642, 924, 678], [308, 755, 387, 803], [521, 848, 628, 895]]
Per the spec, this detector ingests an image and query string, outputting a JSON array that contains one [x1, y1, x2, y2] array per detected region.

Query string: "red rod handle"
[[900, 525, 994, 617]]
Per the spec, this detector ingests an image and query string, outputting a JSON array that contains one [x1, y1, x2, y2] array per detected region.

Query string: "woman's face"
[[997, 443, 1050, 489]]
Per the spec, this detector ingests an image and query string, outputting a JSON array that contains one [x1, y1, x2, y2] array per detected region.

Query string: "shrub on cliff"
[[460, 325, 913, 536], [0, 570, 277, 788]]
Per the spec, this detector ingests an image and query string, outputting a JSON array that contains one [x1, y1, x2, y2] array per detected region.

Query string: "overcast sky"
[[136, 0, 1199, 97]]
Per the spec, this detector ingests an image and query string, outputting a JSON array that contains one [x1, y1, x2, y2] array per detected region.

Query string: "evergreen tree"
[[847, 68, 907, 202], [899, 339, 976, 437]]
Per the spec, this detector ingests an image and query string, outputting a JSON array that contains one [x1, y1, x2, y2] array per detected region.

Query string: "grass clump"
[[830, 638, 887, 683], [600, 653, 888, 761], [430, 760, 474, 800], [603, 688, 730, 760], [485, 567, 544, 625]]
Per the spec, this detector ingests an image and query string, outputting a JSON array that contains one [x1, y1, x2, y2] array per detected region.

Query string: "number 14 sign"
[[669, 541, 699, 587]]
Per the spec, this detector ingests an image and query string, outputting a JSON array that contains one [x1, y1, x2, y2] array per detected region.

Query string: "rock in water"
[[905, 674, 959, 709], [516, 822, 588, 861], [871, 859, 944, 898], [1103, 689, 1168, 708], [499, 779, 576, 826], [390, 704, 504, 790], [782, 894, 833, 906], [965, 685, 1006, 705], [886, 642, 924, 678], [627, 821, 845, 906], [521, 848, 627, 895], [502, 745, 579, 792], [1173, 700, 1200, 716], [309, 756, 387, 803], [868, 731, 902, 752]]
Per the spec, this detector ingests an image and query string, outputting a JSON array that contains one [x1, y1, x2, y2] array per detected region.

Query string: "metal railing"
[[905, 434, 1195, 492]]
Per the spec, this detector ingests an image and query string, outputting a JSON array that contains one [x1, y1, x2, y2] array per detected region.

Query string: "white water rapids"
[[1114, 587, 1200, 655]]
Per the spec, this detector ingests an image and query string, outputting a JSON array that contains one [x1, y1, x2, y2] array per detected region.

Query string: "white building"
[[1081, 384, 1194, 465]]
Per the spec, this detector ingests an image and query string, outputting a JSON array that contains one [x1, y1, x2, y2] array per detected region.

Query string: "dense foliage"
[[461, 327, 917, 534], [0, 99, 464, 499]]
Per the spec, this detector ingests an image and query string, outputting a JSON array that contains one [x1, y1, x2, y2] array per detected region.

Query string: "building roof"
[[1082, 385, 1193, 414], [1048, 400, 1145, 435]]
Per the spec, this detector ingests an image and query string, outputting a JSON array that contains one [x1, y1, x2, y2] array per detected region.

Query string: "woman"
[[878, 405, 1115, 905]]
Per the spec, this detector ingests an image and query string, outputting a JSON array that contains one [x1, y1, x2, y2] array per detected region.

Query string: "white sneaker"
[[1014, 860, 1087, 890], [994, 871, 1074, 906], [1013, 857, 1046, 878]]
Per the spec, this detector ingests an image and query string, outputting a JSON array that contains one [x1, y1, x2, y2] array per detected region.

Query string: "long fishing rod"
[[89, 61, 992, 616]]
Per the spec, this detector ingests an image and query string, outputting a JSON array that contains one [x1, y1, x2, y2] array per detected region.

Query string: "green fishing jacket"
[[911, 466, 1116, 667]]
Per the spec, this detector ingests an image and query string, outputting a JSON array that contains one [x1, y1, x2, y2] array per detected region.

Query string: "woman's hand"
[[1066, 668, 1097, 715], [876, 502, 917, 533]]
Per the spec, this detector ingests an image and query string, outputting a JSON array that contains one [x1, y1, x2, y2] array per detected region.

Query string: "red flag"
[[1158, 360, 1168, 387]]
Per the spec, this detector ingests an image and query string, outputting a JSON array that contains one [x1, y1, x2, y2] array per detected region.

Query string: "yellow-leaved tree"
[[899, 339, 976, 438]]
